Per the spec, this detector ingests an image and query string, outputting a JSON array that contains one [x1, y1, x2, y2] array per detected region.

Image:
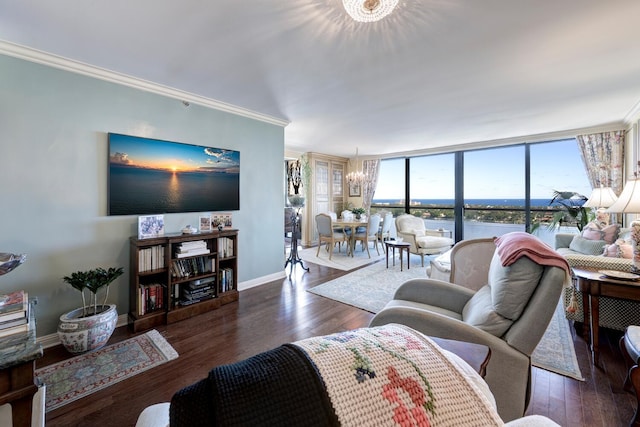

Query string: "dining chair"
[[377, 212, 393, 245], [315, 213, 348, 259], [353, 213, 381, 258]]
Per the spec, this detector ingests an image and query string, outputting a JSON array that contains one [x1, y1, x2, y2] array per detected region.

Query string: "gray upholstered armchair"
[[370, 249, 566, 422]]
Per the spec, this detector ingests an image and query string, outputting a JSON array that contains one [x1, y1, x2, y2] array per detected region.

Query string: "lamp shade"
[[606, 179, 640, 213], [583, 186, 618, 208]]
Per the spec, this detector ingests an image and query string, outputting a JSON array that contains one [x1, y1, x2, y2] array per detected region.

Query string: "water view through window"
[[371, 139, 591, 245]]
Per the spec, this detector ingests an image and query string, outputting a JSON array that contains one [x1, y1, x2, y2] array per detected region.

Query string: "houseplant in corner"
[[58, 266, 124, 354]]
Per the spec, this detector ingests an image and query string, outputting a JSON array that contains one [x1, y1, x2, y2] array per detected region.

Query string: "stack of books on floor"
[[175, 240, 210, 258], [179, 277, 216, 306], [0, 290, 30, 338]]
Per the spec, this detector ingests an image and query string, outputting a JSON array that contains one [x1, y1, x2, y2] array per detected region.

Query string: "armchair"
[[395, 214, 454, 266], [370, 237, 567, 422], [429, 237, 496, 291]]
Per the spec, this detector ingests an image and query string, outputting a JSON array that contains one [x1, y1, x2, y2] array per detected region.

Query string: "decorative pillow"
[[412, 229, 426, 237], [620, 243, 634, 259], [488, 254, 543, 320], [602, 244, 617, 257], [569, 235, 607, 256], [600, 224, 620, 244], [581, 226, 604, 241], [462, 285, 513, 336]]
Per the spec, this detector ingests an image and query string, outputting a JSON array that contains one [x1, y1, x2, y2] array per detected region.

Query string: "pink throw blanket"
[[495, 232, 571, 275]]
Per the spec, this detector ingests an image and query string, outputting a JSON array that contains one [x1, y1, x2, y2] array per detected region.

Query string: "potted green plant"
[[352, 207, 366, 219], [531, 190, 593, 234], [58, 266, 124, 354]]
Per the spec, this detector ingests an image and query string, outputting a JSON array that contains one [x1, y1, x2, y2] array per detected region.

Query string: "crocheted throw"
[[293, 324, 502, 426], [170, 324, 502, 426]]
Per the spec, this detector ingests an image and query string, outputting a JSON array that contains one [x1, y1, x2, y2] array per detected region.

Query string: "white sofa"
[[395, 214, 454, 266]]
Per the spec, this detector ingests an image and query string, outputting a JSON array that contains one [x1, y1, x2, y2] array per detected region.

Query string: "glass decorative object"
[[0, 253, 26, 276]]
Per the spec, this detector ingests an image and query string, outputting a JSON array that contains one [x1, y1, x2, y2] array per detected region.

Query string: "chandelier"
[[346, 148, 366, 186], [342, 0, 399, 23]]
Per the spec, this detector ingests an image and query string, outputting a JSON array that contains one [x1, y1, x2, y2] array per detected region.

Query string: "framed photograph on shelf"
[[199, 215, 212, 232], [349, 182, 361, 197], [138, 215, 165, 239], [211, 213, 233, 230]]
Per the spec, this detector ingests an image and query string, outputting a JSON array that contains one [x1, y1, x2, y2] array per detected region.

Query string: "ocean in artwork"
[[109, 166, 239, 215]]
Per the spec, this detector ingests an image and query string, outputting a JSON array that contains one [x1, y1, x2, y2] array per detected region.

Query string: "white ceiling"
[[2, 0, 640, 158]]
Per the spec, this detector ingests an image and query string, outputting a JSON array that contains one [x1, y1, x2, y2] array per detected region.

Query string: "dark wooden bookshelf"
[[129, 230, 238, 332]]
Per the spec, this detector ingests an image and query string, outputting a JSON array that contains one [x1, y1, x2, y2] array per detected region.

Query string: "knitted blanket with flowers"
[[169, 324, 502, 426]]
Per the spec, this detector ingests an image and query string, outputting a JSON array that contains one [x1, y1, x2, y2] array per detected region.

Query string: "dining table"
[[332, 218, 368, 256]]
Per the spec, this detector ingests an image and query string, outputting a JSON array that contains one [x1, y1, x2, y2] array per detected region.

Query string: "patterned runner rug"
[[36, 329, 178, 412], [308, 260, 583, 381]]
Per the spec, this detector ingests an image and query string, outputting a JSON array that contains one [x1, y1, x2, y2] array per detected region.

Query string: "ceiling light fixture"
[[346, 147, 366, 186], [342, 0, 399, 23]]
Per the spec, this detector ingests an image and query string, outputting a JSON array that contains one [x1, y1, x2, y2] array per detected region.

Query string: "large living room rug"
[[298, 244, 387, 271], [308, 261, 584, 381], [36, 329, 178, 412]]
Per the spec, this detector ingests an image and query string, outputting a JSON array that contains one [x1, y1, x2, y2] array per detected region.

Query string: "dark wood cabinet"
[[129, 230, 239, 332]]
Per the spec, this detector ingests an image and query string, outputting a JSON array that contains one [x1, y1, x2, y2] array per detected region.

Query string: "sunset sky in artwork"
[[109, 133, 239, 173]]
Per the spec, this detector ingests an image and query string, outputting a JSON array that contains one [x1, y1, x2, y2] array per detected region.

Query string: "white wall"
[[0, 54, 286, 335]]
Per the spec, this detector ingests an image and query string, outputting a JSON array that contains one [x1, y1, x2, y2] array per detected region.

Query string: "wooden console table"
[[573, 267, 640, 367]]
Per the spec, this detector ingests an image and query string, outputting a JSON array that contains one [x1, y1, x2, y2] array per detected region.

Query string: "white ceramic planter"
[[58, 304, 117, 354]]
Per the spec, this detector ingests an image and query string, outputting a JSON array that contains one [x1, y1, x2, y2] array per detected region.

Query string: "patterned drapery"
[[576, 131, 625, 195], [362, 159, 380, 212]]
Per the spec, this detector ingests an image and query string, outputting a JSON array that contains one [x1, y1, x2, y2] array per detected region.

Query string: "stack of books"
[[175, 240, 210, 258], [179, 277, 216, 305], [0, 290, 30, 338]]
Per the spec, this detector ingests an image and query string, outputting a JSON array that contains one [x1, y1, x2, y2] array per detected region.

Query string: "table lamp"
[[607, 179, 640, 272]]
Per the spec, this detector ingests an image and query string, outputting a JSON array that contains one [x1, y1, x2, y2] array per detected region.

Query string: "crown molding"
[[0, 40, 289, 128], [624, 98, 640, 126]]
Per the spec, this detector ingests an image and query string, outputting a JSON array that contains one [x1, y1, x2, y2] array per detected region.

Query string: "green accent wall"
[[0, 54, 285, 336]]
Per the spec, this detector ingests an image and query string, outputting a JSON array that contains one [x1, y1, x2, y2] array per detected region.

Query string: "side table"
[[573, 267, 640, 367], [385, 240, 411, 271], [0, 300, 42, 427]]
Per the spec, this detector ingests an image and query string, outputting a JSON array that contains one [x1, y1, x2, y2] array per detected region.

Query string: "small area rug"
[[308, 260, 583, 381], [298, 245, 386, 271], [531, 300, 584, 380], [36, 329, 178, 412]]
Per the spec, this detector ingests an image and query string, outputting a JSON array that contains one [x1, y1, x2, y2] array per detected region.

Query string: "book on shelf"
[[171, 257, 213, 278], [175, 248, 210, 258], [138, 283, 165, 316], [217, 238, 234, 258], [0, 290, 29, 322], [139, 245, 165, 272], [220, 268, 234, 292]]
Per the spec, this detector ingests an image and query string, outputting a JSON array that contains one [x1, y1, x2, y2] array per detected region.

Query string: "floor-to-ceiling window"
[[463, 145, 526, 239], [408, 153, 455, 232], [370, 138, 592, 243], [370, 158, 406, 217]]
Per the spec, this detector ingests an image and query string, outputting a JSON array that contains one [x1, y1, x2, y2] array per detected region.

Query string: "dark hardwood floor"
[[39, 256, 637, 426]]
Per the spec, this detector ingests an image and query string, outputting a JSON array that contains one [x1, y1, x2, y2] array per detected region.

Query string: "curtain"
[[576, 130, 625, 195], [362, 159, 380, 212]]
